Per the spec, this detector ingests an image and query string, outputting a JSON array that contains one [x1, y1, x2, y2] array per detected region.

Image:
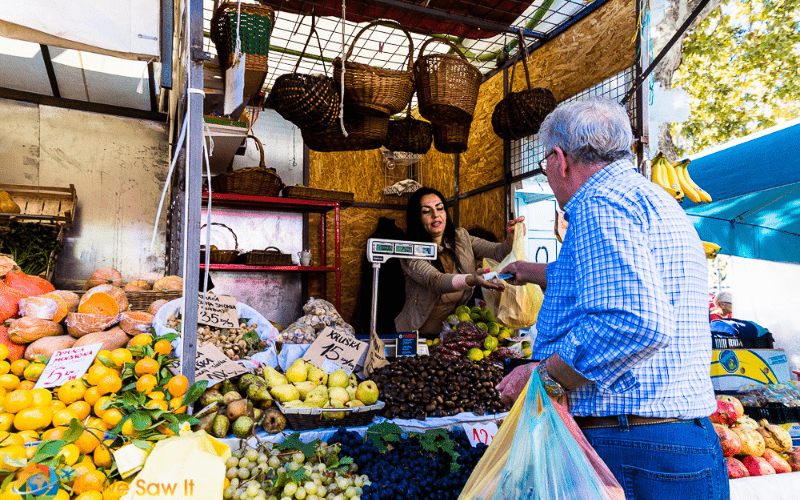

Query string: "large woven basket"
[[211, 136, 283, 196], [302, 109, 389, 152], [383, 99, 433, 155], [267, 19, 340, 132], [414, 37, 482, 125], [492, 32, 557, 141], [211, 2, 275, 72], [244, 246, 293, 266], [433, 120, 471, 154], [333, 20, 415, 118], [200, 222, 240, 264]]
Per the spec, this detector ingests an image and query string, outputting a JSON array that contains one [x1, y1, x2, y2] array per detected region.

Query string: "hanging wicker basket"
[[200, 223, 240, 264], [211, 135, 283, 196], [211, 3, 275, 72], [492, 32, 558, 141], [414, 37, 482, 125], [383, 99, 433, 155], [302, 109, 389, 153], [433, 120, 471, 154], [267, 19, 340, 132], [333, 20, 415, 118]]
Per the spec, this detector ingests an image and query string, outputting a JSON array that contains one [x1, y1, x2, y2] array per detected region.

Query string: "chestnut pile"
[[372, 356, 508, 420]]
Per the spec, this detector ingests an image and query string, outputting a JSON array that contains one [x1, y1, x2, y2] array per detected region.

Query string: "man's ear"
[[553, 147, 569, 178]]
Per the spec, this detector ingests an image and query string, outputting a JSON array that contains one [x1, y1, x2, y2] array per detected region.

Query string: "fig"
[[262, 408, 287, 434]]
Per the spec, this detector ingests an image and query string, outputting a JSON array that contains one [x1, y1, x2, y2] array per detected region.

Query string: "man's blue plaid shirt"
[[534, 159, 716, 418]]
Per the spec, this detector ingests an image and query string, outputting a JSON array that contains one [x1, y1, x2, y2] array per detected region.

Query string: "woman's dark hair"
[[406, 187, 457, 272]]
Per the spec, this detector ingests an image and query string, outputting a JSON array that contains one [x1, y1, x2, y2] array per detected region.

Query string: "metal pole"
[[369, 264, 381, 335]]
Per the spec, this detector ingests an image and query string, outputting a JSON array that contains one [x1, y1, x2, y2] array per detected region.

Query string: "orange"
[[87, 364, 111, 386], [0, 479, 26, 500], [134, 357, 159, 376], [110, 348, 133, 366], [50, 400, 67, 412], [153, 339, 172, 356], [0, 413, 13, 432], [0, 345, 8, 362], [4, 390, 33, 413], [67, 401, 92, 420], [13, 406, 53, 431], [169, 397, 186, 414], [53, 491, 69, 500], [129, 334, 153, 347], [93, 440, 114, 468], [97, 374, 122, 395], [156, 424, 175, 436], [24, 446, 35, 460], [0, 387, 6, 401], [0, 362, 9, 376], [75, 427, 104, 454], [135, 374, 157, 395], [93, 396, 112, 418], [41, 427, 65, 441], [83, 386, 102, 407], [145, 399, 168, 412], [0, 433, 23, 447], [9, 360, 29, 377], [76, 492, 103, 500], [165, 375, 189, 398], [103, 481, 130, 500], [57, 379, 86, 404], [148, 391, 165, 400], [120, 419, 138, 437], [95, 350, 113, 364], [30, 388, 52, 407], [17, 430, 38, 443], [0, 444, 25, 472], [21, 363, 45, 382], [101, 408, 125, 429], [0, 374, 20, 390], [52, 409, 79, 427], [56, 443, 80, 466], [17, 380, 34, 391]]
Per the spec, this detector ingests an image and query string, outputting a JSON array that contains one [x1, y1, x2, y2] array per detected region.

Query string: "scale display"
[[367, 239, 437, 263], [394, 244, 413, 255], [414, 244, 435, 257], [373, 242, 394, 254]]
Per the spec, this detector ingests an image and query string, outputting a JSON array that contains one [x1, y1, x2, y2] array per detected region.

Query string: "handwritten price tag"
[[194, 344, 249, 383], [463, 422, 499, 447], [198, 292, 239, 329], [303, 327, 368, 376], [34, 344, 104, 389]]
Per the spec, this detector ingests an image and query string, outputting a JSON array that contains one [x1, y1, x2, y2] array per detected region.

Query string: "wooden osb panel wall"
[[459, 72, 505, 194], [459, 187, 506, 242]]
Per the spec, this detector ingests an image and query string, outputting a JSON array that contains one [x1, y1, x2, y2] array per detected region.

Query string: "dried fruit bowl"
[[275, 401, 385, 431]]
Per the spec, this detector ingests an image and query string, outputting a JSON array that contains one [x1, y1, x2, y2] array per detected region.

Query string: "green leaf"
[[159, 333, 179, 343], [63, 419, 84, 443], [131, 412, 152, 431], [32, 439, 65, 463], [287, 467, 310, 483], [364, 422, 403, 452], [2, 455, 26, 470], [97, 355, 116, 367], [0, 472, 14, 495], [132, 440, 152, 451], [122, 392, 139, 406], [181, 379, 209, 407], [275, 433, 320, 459], [162, 413, 179, 424], [121, 382, 137, 392], [160, 367, 171, 380]]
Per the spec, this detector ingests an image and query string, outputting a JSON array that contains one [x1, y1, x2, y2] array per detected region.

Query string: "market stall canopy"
[[683, 119, 800, 264], [0, 0, 160, 61]]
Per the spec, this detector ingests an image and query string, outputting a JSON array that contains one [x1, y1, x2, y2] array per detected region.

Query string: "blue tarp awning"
[[681, 119, 800, 264]]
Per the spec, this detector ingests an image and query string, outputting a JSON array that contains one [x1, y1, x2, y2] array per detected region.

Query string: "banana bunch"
[[651, 153, 713, 204], [702, 241, 721, 259]]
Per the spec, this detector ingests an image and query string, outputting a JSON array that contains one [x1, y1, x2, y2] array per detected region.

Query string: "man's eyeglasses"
[[538, 150, 556, 173]]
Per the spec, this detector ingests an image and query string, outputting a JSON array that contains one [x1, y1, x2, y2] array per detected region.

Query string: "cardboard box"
[[711, 348, 791, 391]]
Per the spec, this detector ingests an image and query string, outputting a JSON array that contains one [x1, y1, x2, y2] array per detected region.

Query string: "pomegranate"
[[762, 449, 792, 473], [727, 457, 749, 479], [784, 448, 800, 472], [741, 455, 776, 476], [709, 399, 738, 426], [717, 395, 745, 419], [732, 427, 765, 457], [714, 423, 742, 457]]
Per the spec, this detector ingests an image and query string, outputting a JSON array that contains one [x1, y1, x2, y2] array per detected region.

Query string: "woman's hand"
[[505, 216, 525, 243], [469, 268, 505, 291]]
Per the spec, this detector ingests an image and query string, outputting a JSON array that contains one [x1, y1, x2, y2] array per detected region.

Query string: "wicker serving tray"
[[284, 186, 354, 204], [244, 246, 293, 266], [276, 401, 385, 431]]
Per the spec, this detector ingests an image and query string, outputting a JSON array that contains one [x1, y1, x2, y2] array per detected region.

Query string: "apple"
[[356, 380, 379, 406]]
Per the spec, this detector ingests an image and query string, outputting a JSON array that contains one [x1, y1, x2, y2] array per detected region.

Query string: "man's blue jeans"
[[581, 416, 729, 500]]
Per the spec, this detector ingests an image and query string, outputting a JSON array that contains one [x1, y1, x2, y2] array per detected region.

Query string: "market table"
[[730, 471, 800, 500]]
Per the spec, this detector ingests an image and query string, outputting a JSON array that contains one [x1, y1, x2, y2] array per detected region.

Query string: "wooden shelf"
[[200, 264, 336, 272], [202, 192, 339, 212]]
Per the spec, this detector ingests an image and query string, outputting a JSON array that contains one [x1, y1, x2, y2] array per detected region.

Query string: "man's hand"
[[499, 261, 548, 289], [496, 363, 538, 406]]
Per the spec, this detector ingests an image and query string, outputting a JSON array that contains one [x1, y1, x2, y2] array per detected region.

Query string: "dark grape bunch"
[[328, 428, 488, 500]]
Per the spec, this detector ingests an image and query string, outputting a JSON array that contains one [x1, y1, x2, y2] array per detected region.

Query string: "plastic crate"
[[742, 404, 800, 425], [712, 332, 773, 350]]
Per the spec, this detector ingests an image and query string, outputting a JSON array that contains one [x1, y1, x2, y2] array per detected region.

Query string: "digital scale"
[[366, 238, 437, 335]]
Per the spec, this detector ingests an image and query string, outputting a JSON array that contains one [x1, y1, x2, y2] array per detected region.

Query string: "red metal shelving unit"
[[201, 191, 341, 310]]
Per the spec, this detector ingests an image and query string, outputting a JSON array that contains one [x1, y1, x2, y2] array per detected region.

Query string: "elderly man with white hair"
[[501, 97, 728, 500]]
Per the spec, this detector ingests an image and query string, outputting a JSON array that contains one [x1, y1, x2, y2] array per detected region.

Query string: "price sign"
[[303, 327, 368, 375], [396, 332, 418, 357], [34, 344, 104, 389], [197, 292, 239, 329], [194, 343, 249, 382], [363, 330, 389, 377], [463, 422, 499, 447]]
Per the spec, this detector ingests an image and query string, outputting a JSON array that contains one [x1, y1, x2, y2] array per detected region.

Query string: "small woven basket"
[[414, 37, 482, 125], [211, 136, 283, 196], [333, 20, 415, 118], [302, 110, 389, 153], [200, 223, 240, 264], [211, 2, 275, 72], [267, 19, 340, 132], [433, 120, 471, 154], [492, 32, 557, 140], [244, 246, 293, 266], [383, 99, 433, 155]]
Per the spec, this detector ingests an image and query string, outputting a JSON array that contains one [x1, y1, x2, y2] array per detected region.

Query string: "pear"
[[307, 365, 328, 386], [262, 366, 288, 389], [262, 408, 287, 434], [223, 391, 243, 406], [232, 416, 254, 439], [270, 384, 300, 403], [198, 389, 224, 408], [210, 415, 230, 438], [322, 399, 345, 420], [327, 369, 349, 388], [226, 399, 254, 420], [286, 359, 308, 383], [348, 373, 359, 389], [346, 385, 357, 401], [220, 379, 236, 396], [238, 374, 265, 394], [246, 383, 273, 404], [281, 400, 306, 409], [329, 386, 350, 405], [294, 381, 318, 400], [345, 400, 365, 408], [305, 385, 328, 408], [356, 380, 380, 406]]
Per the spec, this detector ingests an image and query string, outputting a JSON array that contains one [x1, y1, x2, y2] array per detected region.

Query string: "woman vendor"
[[394, 187, 523, 337]]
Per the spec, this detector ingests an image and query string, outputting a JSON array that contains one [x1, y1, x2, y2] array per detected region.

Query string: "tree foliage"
[[671, 0, 800, 155]]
